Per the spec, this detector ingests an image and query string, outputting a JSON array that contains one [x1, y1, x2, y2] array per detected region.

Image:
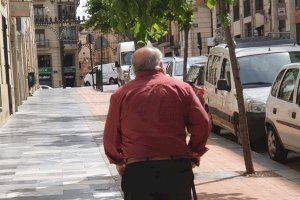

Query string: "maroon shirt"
[[103, 69, 211, 165]]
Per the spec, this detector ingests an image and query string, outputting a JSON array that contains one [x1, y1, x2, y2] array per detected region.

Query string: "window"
[[233, 0, 240, 21], [61, 27, 77, 43], [278, 68, 299, 102], [174, 61, 184, 76], [187, 66, 204, 86], [58, 4, 76, 20], [220, 59, 231, 90], [296, 0, 300, 10], [206, 55, 221, 85], [166, 62, 173, 76], [34, 5, 44, 18], [244, 0, 251, 17], [271, 70, 286, 97], [238, 52, 300, 88], [255, 0, 263, 12], [38, 55, 51, 68], [35, 29, 45, 42]]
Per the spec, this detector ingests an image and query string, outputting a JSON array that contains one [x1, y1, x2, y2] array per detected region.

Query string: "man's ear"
[[159, 61, 163, 69]]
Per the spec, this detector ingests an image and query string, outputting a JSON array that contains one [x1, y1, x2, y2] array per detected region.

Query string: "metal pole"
[[269, 0, 272, 32], [59, 5, 65, 88], [89, 41, 95, 89], [100, 36, 104, 92]]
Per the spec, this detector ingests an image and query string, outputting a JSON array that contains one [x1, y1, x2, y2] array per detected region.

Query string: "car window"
[[278, 68, 299, 102], [174, 61, 184, 76], [206, 55, 221, 85], [220, 59, 231, 90], [271, 69, 286, 97], [187, 66, 204, 86], [166, 62, 173, 76]]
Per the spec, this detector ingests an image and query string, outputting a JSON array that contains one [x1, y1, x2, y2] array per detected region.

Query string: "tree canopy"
[[85, 0, 194, 43]]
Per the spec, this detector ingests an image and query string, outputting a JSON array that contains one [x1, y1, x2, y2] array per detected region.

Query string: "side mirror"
[[217, 79, 230, 91]]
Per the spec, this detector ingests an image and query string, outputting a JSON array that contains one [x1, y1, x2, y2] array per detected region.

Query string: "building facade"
[[212, 0, 294, 40], [0, 1, 39, 126], [34, 0, 81, 88], [155, 0, 213, 57]]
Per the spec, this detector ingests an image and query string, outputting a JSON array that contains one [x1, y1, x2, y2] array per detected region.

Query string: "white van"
[[205, 35, 300, 149], [84, 63, 118, 86], [116, 41, 135, 86]]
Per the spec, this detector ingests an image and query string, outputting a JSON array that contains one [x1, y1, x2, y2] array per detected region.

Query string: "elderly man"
[[104, 47, 210, 200]]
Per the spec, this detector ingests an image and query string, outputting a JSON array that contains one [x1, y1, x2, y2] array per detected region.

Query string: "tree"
[[85, 0, 194, 81], [207, 0, 254, 174]]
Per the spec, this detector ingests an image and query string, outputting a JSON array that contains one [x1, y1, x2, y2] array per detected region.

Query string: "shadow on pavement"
[[197, 192, 257, 200]]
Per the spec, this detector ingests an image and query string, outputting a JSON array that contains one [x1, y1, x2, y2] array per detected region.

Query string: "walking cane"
[[191, 181, 197, 200], [190, 158, 198, 200]]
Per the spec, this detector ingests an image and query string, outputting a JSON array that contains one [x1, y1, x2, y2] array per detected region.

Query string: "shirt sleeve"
[[186, 87, 211, 157], [103, 94, 124, 165]]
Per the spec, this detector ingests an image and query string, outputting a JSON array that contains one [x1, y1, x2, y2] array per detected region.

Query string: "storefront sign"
[[10, 1, 31, 17], [63, 66, 76, 73], [39, 67, 52, 75], [277, 3, 287, 20]]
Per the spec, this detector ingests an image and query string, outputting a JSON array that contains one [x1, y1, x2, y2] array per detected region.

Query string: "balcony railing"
[[36, 39, 50, 48]]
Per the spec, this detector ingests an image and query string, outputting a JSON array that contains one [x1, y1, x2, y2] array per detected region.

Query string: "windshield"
[[238, 52, 300, 88], [121, 51, 134, 66], [174, 61, 191, 76]]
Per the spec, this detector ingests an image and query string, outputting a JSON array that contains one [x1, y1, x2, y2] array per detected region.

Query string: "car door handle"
[[292, 112, 296, 119], [273, 108, 277, 114]]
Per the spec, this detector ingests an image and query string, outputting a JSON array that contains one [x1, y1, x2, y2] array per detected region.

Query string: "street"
[[0, 86, 299, 200]]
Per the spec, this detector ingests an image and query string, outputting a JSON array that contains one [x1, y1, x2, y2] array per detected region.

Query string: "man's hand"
[[189, 152, 200, 168], [116, 164, 125, 176]]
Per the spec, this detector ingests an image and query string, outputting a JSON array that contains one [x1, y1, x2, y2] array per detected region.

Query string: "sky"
[[77, 0, 88, 18]]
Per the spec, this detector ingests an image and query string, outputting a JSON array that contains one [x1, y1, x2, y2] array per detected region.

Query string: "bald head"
[[132, 47, 162, 73]]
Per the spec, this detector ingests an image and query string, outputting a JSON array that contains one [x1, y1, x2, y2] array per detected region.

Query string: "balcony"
[[36, 39, 50, 48]]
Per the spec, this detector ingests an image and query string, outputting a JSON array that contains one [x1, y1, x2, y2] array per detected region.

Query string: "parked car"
[[205, 34, 300, 149], [265, 63, 300, 162], [84, 63, 118, 86], [166, 56, 207, 80], [186, 63, 206, 105], [40, 85, 53, 90]]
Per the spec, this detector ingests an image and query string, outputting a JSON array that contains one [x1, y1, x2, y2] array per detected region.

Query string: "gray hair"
[[132, 47, 162, 73]]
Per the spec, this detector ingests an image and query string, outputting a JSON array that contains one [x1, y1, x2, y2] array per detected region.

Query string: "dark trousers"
[[121, 158, 194, 200]]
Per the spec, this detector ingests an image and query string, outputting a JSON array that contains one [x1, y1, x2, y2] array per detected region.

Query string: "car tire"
[[208, 112, 221, 135], [267, 127, 288, 163], [109, 78, 115, 85], [85, 81, 91, 86]]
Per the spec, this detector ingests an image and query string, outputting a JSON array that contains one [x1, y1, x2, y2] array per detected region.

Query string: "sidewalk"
[[0, 87, 122, 199], [78, 87, 300, 200]]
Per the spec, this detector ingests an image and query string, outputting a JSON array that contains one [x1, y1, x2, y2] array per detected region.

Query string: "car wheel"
[[267, 127, 287, 163], [85, 81, 91, 86], [208, 113, 221, 135], [109, 78, 115, 85]]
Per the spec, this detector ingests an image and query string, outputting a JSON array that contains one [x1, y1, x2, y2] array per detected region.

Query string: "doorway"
[[2, 16, 13, 115]]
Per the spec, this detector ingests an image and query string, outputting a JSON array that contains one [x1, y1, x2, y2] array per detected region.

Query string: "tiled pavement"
[[0, 87, 122, 200]]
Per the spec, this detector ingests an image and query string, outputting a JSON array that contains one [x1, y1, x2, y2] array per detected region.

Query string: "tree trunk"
[[183, 27, 189, 82], [223, 26, 255, 174]]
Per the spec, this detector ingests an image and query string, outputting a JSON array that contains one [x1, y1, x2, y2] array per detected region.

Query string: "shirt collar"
[[136, 68, 165, 79]]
